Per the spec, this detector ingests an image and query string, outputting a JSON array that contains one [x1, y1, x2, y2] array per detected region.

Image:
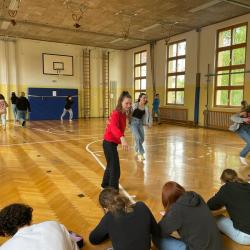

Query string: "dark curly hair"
[[0, 203, 33, 236]]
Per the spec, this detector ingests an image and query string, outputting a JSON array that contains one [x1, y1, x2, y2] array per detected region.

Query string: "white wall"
[[0, 38, 125, 119]]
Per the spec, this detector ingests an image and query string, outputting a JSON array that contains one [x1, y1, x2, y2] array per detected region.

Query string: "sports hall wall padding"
[[28, 88, 78, 120]]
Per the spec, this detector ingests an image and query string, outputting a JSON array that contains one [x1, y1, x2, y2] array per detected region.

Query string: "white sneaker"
[[69, 119, 72, 122], [240, 157, 248, 165], [138, 154, 144, 162]]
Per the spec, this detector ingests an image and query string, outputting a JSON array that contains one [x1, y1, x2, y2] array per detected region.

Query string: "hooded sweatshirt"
[[207, 182, 250, 235], [159, 191, 223, 250]]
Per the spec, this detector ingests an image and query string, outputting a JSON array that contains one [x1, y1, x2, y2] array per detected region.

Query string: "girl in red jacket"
[[101, 91, 132, 190]]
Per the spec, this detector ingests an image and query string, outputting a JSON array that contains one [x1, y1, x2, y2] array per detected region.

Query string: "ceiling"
[[0, 0, 249, 50]]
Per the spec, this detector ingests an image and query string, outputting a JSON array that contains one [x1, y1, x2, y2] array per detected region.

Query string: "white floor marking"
[[86, 139, 136, 204]]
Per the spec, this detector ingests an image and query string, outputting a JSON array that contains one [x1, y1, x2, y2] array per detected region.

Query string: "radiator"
[[159, 107, 188, 122], [203, 110, 235, 130]]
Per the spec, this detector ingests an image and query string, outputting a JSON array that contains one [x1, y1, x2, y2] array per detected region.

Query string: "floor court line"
[[85, 139, 136, 204]]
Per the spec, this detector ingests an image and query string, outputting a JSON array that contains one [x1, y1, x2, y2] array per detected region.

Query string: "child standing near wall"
[[102, 91, 132, 190], [152, 93, 161, 124], [0, 94, 8, 130], [61, 96, 74, 122]]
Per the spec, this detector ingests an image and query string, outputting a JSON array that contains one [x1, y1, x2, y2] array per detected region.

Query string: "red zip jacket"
[[104, 110, 127, 144]]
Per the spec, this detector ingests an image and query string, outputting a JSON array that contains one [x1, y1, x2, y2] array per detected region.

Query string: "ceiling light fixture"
[[139, 23, 161, 32], [64, 1, 87, 29], [189, 0, 222, 13]]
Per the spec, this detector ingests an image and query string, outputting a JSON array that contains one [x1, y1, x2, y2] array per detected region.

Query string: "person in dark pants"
[[89, 188, 160, 250], [101, 91, 132, 190], [10, 92, 18, 124], [61, 96, 74, 122], [16, 92, 31, 127]]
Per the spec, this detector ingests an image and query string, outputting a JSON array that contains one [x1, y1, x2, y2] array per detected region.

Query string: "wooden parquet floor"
[[0, 119, 249, 250]]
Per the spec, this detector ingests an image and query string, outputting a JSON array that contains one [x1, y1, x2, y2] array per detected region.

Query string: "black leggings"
[[101, 140, 120, 190]]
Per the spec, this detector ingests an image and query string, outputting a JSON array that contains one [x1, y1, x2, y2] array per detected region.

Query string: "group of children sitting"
[[0, 168, 249, 250]]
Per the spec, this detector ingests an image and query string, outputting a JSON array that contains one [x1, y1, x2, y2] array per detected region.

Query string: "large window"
[[134, 51, 147, 100], [215, 23, 247, 107], [166, 40, 186, 105]]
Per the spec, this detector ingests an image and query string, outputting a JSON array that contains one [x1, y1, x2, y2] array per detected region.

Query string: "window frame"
[[214, 22, 248, 108], [134, 50, 147, 100], [166, 39, 186, 105]]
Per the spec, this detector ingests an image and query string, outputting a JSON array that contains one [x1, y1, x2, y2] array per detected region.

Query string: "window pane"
[[141, 65, 147, 77], [177, 59, 185, 72], [178, 41, 186, 56], [231, 69, 244, 86], [232, 48, 245, 65], [135, 92, 140, 100], [218, 29, 231, 47], [230, 90, 243, 106], [168, 76, 176, 88], [233, 26, 246, 45], [177, 75, 185, 88], [217, 70, 229, 86], [135, 53, 140, 64], [135, 79, 140, 90], [216, 90, 228, 106], [141, 78, 146, 89], [167, 91, 175, 104], [169, 44, 177, 58], [218, 50, 230, 67], [176, 91, 184, 104], [168, 60, 176, 73], [141, 52, 147, 63], [135, 66, 140, 77]]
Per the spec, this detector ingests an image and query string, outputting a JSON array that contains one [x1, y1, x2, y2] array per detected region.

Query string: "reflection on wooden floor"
[[0, 119, 249, 250]]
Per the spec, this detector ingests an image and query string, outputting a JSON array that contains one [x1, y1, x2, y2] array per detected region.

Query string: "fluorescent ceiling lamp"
[[0, 21, 11, 30], [9, 0, 21, 11], [139, 23, 161, 32], [189, 0, 222, 13], [109, 38, 123, 43]]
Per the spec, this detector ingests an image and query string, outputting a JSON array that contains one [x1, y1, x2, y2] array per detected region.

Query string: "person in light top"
[[0, 203, 79, 250]]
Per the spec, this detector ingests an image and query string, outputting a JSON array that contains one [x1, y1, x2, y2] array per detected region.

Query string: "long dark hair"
[[220, 169, 246, 184], [11, 92, 16, 98], [99, 188, 133, 215], [0, 94, 5, 100], [137, 93, 147, 104], [116, 91, 132, 114]]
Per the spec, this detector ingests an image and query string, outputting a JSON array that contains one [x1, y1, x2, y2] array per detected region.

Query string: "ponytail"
[[220, 169, 247, 184]]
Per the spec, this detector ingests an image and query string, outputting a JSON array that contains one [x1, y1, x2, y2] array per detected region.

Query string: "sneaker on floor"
[[69, 119, 72, 122], [22, 121, 26, 127], [138, 154, 144, 162], [240, 157, 248, 165]]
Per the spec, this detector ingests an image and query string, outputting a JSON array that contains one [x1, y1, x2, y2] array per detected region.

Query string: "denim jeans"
[[152, 109, 161, 123], [1, 113, 6, 127], [12, 104, 18, 121], [236, 125, 250, 157], [130, 117, 145, 155], [216, 215, 250, 245], [17, 110, 27, 124], [61, 108, 73, 120], [160, 236, 187, 250]]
